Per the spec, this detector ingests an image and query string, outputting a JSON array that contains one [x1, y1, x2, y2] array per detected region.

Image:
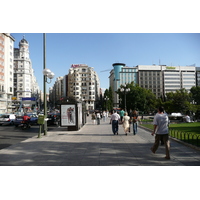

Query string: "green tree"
[[117, 82, 156, 113], [103, 87, 113, 111], [190, 86, 200, 105], [164, 88, 192, 114]]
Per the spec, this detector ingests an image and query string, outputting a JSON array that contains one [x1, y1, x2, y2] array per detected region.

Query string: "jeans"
[[133, 122, 137, 135], [112, 120, 118, 134]]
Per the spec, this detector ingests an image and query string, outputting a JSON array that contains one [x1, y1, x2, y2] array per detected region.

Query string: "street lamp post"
[[104, 96, 109, 111], [120, 84, 130, 112], [42, 33, 55, 136]]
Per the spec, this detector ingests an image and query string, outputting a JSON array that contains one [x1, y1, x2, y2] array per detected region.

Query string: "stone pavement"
[[0, 117, 200, 166]]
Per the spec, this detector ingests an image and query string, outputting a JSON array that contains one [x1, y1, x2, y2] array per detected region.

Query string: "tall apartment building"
[[0, 33, 15, 114], [13, 36, 39, 111], [109, 63, 196, 106], [49, 75, 68, 109], [68, 64, 100, 110]]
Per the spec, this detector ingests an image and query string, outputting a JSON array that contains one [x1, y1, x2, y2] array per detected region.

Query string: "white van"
[[0, 114, 16, 125]]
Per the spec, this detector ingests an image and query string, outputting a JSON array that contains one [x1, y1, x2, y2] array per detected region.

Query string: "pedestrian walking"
[[91, 112, 96, 124], [110, 110, 120, 135], [122, 112, 130, 135], [96, 112, 101, 125], [102, 111, 106, 122], [119, 109, 125, 122], [105, 110, 109, 122], [151, 106, 170, 160], [130, 110, 139, 135]]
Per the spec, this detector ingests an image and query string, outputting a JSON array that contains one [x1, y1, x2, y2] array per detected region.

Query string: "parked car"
[[14, 113, 38, 127], [0, 114, 16, 125], [27, 113, 38, 125], [47, 113, 60, 125]]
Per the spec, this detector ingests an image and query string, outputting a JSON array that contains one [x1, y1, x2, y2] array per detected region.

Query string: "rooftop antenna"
[[159, 59, 161, 65]]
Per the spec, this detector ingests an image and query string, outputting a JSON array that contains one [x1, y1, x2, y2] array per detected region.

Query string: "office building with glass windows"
[[109, 63, 138, 107], [109, 63, 196, 107], [138, 65, 196, 98]]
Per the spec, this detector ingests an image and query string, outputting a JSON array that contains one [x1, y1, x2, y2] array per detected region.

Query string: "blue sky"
[[11, 33, 200, 92], [2, 0, 200, 195]]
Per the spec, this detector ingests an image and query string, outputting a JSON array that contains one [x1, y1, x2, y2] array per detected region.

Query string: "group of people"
[[91, 110, 109, 125], [91, 106, 171, 160], [112, 107, 171, 160], [110, 109, 141, 136]]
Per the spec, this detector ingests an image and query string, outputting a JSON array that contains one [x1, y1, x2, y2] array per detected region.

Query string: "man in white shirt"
[[110, 110, 120, 135], [151, 106, 170, 159]]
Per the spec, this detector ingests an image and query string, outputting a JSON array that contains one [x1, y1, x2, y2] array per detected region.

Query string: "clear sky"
[[2, 1, 200, 195], [11, 33, 200, 92]]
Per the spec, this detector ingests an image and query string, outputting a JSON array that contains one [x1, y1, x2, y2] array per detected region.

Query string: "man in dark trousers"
[[151, 106, 170, 159], [110, 110, 120, 135]]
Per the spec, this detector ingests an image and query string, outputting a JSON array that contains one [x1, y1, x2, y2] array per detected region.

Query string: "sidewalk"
[[0, 117, 200, 166]]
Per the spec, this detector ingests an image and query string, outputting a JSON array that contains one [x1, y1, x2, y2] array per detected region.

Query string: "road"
[[0, 125, 40, 150]]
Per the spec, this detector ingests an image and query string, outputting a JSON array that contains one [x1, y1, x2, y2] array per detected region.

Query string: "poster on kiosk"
[[61, 105, 76, 126]]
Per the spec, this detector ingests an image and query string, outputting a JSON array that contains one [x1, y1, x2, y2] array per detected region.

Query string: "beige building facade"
[[68, 64, 100, 110]]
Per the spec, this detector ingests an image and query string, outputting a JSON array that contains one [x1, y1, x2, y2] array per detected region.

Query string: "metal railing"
[[139, 122, 200, 147], [169, 128, 200, 147]]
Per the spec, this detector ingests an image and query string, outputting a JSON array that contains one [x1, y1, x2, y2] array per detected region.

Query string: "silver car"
[[0, 114, 16, 125]]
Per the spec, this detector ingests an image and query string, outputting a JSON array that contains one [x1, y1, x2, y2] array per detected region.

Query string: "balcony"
[[0, 90, 5, 94]]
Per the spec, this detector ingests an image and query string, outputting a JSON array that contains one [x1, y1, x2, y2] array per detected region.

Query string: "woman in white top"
[[122, 112, 130, 135]]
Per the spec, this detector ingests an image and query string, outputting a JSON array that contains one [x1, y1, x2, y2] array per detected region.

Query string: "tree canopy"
[[190, 86, 200, 105], [117, 82, 156, 113], [102, 84, 200, 119]]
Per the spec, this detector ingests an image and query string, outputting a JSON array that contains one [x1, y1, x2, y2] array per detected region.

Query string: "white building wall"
[[163, 66, 196, 93], [14, 37, 38, 100], [13, 37, 40, 112], [0, 33, 15, 113]]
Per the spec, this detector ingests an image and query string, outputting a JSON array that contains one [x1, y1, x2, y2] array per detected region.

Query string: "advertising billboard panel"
[[61, 104, 76, 126]]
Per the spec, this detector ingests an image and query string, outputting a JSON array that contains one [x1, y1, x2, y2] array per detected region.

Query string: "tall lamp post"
[[104, 96, 109, 111], [120, 84, 130, 112], [43, 33, 55, 136]]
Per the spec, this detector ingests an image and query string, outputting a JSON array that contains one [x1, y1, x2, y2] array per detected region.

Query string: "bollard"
[[37, 115, 45, 138], [38, 125, 42, 138]]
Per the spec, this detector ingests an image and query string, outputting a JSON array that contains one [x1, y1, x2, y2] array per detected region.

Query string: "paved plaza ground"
[[0, 116, 200, 166]]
